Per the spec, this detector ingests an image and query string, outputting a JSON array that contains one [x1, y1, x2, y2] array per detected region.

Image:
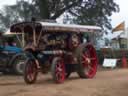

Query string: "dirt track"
[[0, 68, 128, 96]]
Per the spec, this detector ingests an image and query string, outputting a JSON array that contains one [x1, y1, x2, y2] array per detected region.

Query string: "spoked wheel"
[[51, 57, 65, 83], [24, 59, 38, 84], [77, 44, 98, 78]]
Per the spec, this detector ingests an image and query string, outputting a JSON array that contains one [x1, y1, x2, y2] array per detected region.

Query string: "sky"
[[0, 0, 127, 28], [0, 0, 16, 8], [111, 0, 128, 28]]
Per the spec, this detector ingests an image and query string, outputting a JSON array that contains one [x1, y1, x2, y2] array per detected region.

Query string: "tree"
[[72, 0, 119, 33], [32, 0, 119, 29], [0, 0, 119, 32], [0, 0, 37, 31], [33, 0, 84, 19]]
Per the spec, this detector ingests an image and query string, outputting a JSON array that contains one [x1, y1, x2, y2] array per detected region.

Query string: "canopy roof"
[[10, 21, 101, 33], [4, 29, 22, 35]]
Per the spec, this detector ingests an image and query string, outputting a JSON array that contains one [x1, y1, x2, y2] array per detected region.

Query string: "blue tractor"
[[0, 33, 25, 75]]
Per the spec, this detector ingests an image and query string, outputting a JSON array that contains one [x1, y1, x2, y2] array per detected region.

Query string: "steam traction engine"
[[10, 21, 101, 84]]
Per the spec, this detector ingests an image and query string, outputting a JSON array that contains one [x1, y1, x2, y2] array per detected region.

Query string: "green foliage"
[[0, 0, 37, 31], [72, 0, 119, 32], [0, 0, 119, 32]]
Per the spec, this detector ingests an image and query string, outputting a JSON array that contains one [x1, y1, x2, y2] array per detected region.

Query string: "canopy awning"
[[10, 21, 101, 33], [4, 29, 22, 35]]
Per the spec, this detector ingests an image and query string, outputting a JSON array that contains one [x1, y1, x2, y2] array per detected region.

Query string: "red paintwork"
[[82, 44, 98, 78], [55, 59, 65, 83]]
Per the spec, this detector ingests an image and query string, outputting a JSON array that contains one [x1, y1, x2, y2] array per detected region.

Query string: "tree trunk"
[[38, 0, 50, 19]]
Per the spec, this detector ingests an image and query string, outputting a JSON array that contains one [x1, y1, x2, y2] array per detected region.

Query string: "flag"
[[112, 21, 125, 32]]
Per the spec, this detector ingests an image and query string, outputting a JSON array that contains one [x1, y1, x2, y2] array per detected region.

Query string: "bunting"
[[112, 21, 125, 32]]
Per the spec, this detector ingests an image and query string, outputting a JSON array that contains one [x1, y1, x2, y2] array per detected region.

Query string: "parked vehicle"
[[10, 20, 101, 84], [0, 33, 25, 75]]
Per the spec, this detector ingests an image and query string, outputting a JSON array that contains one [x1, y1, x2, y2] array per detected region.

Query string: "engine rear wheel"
[[51, 57, 65, 83], [77, 44, 98, 78], [24, 59, 38, 84]]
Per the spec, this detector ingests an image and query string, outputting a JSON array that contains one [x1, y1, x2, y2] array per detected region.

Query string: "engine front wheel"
[[24, 59, 38, 84], [77, 44, 98, 78], [51, 57, 65, 83]]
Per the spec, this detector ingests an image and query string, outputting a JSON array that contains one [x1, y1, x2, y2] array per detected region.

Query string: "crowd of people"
[[5, 37, 16, 47]]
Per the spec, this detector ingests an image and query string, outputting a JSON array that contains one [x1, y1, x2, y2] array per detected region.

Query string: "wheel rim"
[[81, 44, 97, 78], [16, 61, 24, 73], [14, 55, 26, 74], [26, 60, 37, 81], [55, 59, 65, 83]]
